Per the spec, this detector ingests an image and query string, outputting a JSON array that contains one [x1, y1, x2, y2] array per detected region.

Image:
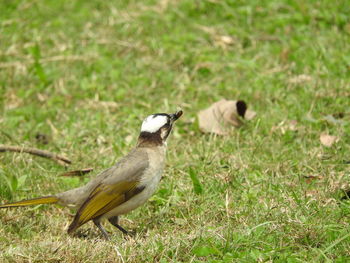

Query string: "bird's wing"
[[68, 149, 149, 233], [68, 181, 145, 233]]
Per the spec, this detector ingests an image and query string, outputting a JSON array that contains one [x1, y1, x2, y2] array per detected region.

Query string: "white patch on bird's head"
[[141, 115, 169, 133]]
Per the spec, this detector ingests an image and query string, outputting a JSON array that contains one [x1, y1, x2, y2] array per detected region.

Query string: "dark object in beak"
[[171, 110, 183, 121]]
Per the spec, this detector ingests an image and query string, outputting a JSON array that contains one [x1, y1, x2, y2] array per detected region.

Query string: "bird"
[[0, 110, 183, 239]]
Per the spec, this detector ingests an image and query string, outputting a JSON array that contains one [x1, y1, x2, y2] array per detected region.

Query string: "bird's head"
[[137, 110, 183, 147]]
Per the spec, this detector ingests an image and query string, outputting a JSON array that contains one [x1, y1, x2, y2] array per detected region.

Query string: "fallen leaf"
[[304, 175, 323, 184], [244, 109, 257, 120], [320, 133, 338, 147], [197, 99, 256, 135]]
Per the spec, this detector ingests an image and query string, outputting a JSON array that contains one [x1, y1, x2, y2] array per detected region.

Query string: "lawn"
[[1, 0, 350, 262]]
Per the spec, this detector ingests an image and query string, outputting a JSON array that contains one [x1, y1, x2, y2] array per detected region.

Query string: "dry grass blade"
[[0, 55, 96, 69], [319, 133, 338, 147]]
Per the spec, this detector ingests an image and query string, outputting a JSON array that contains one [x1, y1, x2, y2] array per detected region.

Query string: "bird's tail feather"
[[0, 196, 59, 208]]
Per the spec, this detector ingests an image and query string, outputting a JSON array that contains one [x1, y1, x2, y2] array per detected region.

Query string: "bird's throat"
[[137, 131, 164, 147]]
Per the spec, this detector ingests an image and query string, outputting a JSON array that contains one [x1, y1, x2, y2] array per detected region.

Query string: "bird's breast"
[[139, 146, 166, 185], [102, 146, 166, 218]]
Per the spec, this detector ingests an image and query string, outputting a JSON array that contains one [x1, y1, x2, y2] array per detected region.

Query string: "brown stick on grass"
[[60, 168, 93, 177], [0, 145, 71, 166]]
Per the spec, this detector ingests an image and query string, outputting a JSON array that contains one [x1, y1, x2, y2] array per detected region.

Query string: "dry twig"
[[60, 168, 93, 177], [0, 145, 71, 165]]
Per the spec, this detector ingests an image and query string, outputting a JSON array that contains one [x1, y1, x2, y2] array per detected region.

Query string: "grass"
[[1, 0, 350, 262]]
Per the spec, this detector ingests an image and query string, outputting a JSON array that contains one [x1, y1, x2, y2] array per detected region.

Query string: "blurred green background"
[[1, 0, 350, 262]]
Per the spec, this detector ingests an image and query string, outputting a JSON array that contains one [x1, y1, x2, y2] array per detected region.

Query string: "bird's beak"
[[170, 110, 183, 122]]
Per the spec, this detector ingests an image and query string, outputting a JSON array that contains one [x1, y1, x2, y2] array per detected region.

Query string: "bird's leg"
[[108, 216, 129, 235], [93, 218, 110, 240]]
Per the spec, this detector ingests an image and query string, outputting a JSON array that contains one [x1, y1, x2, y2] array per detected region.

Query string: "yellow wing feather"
[[68, 181, 141, 233]]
